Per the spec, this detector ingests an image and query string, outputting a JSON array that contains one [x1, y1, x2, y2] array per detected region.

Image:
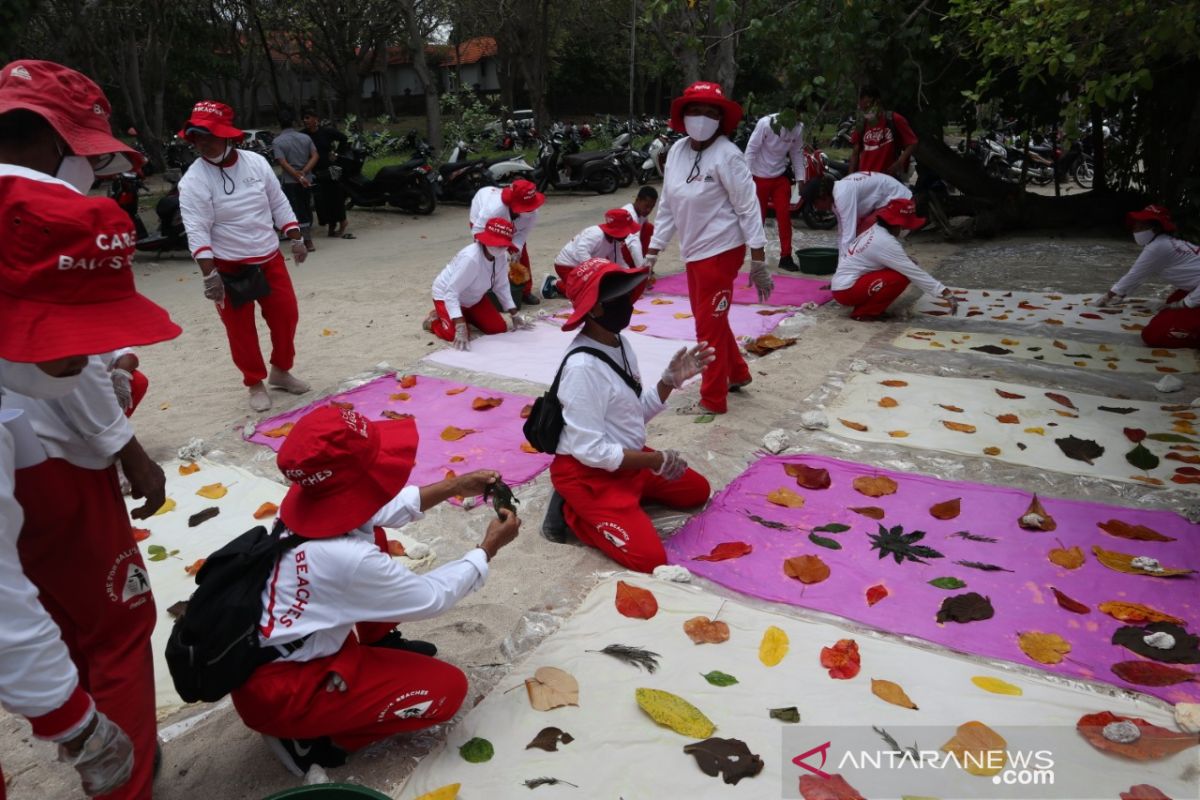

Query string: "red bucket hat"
[[561, 257, 649, 332], [0, 179, 181, 362], [277, 406, 419, 539], [500, 178, 545, 214], [599, 208, 641, 238], [475, 216, 515, 248], [178, 100, 245, 142], [876, 198, 926, 230], [0, 60, 142, 175], [1125, 204, 1176, 233], [669, 81, 743, 137]]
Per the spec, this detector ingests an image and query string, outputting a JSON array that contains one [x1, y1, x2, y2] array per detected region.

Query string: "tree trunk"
[[398, 0, 442, 150]]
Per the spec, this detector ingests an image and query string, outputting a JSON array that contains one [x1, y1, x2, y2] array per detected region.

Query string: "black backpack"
[[523, 346, 643, 453], [165, 520, 309, 703]]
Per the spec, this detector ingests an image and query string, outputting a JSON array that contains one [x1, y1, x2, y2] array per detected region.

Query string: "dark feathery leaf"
[[748, 514, 791, 530], [955, 560, 1014, 573], [872, 725, 920, 760], [869, 523, 945, 565], [523, 777, 578, 789], [586, 644, 660, 673], [952, 531, 998, 543]]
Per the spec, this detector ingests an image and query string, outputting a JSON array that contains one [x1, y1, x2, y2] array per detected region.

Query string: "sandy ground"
[[0, 187, 1160, 799]]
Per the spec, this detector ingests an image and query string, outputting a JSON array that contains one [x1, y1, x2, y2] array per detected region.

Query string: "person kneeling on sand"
[[231, 406, 521, 777], [831, 198, 959, 321], [541, 258, 715, 572], [424, 217, 536, 350], [542, 207, 644, 299]]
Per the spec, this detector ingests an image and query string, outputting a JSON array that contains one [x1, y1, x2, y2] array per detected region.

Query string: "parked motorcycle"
[[787, 143, 841, 229], [639, 131, 676, 183], [136, 171, 189, 256], [109, 172, 149, 240], [445, 141, 534, 184], [338, 146, 437, 214], [534, 136, 621, 194], [829, 114, 857, 149]]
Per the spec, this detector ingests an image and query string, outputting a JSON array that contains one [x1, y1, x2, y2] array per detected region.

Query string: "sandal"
[[341, 232, 356, 239]]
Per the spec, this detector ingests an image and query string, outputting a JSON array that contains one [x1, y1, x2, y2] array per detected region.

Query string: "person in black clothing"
[[302, 109, 353, 239]]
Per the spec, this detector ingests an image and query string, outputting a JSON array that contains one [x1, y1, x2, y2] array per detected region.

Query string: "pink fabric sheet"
[[650, 271, 834, 307], [664, 454, 1200, 704], [245, 374, 551, 493], [548, 296, 795, 341]]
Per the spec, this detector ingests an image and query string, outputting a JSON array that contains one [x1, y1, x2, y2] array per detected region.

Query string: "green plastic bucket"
[[795, 246, 839, 275], [262, 784, 391, 800]]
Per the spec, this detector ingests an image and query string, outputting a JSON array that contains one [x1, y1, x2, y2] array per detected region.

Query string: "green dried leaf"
[[459, 736, 494, 763], [693, 414, 716, 424], [146, 544, 179, 562], [1147, 433, 1197, 443], [808, 533, 842, 550], [1125, 443, 1160, 472], [701, 670, 739, 687], [769, 706, 801, 723], [812, 523, 851, 533], [929, 577, 967, 590]]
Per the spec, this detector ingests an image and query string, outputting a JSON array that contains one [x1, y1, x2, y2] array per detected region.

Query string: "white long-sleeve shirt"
[[2, 357, 132, 470], [1111, 234, 1200, 308], [622, 202, 650, 228], [648, 137, 766, 263], [179, 150, 299, 263], [556, 333, 665, 472], [832, 225, 946, 297], [744, 113, 805, 180], [257, 485, 489, 662], [432, 242, 515, 319], [469, 186, 539, 251], [555, 225, 642, 269], [832, 171, 912, 256]]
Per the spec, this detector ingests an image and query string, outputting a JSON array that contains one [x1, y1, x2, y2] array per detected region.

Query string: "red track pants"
[[214, 251, 299, 387], [429, 298, 508, 342], [832, 268, 911, 320], [14, 459, 157, 800], [124, 369, 148, 418], [550, 454, 710, 573], [686, 245, 751, 413], [754, 175, 793, 255], [639, 222, 654, 256], [1142, 289, 1200, 348]]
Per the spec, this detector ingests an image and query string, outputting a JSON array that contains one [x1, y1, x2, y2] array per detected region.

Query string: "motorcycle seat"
[[376, 158, 427, 179], [562, 151, 612, 168], [439, 158, 484, 176]]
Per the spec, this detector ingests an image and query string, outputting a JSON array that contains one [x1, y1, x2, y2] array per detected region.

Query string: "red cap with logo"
[[474, 216, 515, 248], [1125, 204, 1176, 233], [0, 60, 142, 175], [876, 198, 927, 230], [599, 208, 641, 238], [277, 406, 420, 539], [500, 178, 545, 214], [669, 81, 743, 136], [561, 257, 649, 332], [178, 100, 245, 142], [0, 179, 182, 362]]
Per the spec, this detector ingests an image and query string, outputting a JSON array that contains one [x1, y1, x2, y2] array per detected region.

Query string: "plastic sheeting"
[[649, 272, 833, 307], [914, 288, 1158, 336], [398, 576, 1192, 799]]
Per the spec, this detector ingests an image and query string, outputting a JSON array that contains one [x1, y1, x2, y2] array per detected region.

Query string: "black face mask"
[[594, 296, 634, 333]]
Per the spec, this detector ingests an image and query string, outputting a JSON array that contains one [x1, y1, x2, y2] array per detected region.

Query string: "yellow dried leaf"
[[195, 482, 228, 500], [635, 688, 715, 738], [853, 475, 898, 497], [178, 462, 200, 475], [1017, 631, 1071, 665], [672, 312, 694, 319], [650, 298, 674, 305], [389, 392, 411, 401], [838, 418, 868, 432], [983, 446, 1001, 456], [766, 487, 805, 508], [412, 785, 461, 800], [971, 676, 1023, 696], [525, 667, 579, 711], [878, 396, 899, 408], [1024, 427, 1045, 435], [942, 721, 1007, 777], [871, 679, 918, 710], [152, 498, 176, 516], [942, 420, 977, 434], [888, 430, 910, 438], [262, 422, 295, 438], [758, 626, 789, 667], [1091, 546, 1194, 577], [440, 426, 476, 441]]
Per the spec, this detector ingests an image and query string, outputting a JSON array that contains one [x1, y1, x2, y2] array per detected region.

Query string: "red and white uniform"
[[851, 112, 917, 174], [551, 334, 709, 572], [621, 202, 654, 255], [232, 487, 486, 751], [1112, 234, 1200, 347], [470, 186, 538, 289], [832, 171, 912, 256], [832, 225, 945, 320], [179, 149, 302, 386], [648, 137, 765, 413], [99, 349, 148, 417], [429, 243, 514, 342], [745, 113, 805, 257], [553, 225, 643, 289]]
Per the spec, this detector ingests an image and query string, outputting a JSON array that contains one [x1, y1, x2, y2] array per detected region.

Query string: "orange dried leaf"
[[1096, 519, 1175, 542], [996, 413, 1020, 424], [196, 482, 228, 500], [445, 386, 467, 396], [849, 506, 885, 520], [1048, 544, 1085, 570], [871, 679, 918, 710], [879, 380, 908, 387], [693, 542, 753, 562], [784, 463, 831, 490], [838, 418, 868, 432], [471, 396, 504, 410], [941, 420, 977, 434], [449, 455, 465, 463], [767, 487, 806, 508], [398, 375, 418, 388], [983, 446, 1002, 456], [253, 502, 279, 520], [440, 426, 476, 441], [520, 404, 534, 419], [938, 404, 964, 413], [184, 558, 206, 576], [783, 554, 830, 584], [995, 389, 1026, 399], [629, 324, 648, 332], [878, 396, 899, 408], [380, 410, 413, 420], [262, 422, 295, 438], [1017, 631, 1071, 664], [1097, 601, 1183, 625], [389, 392, 411, 401], [386, 540, 407, 557], [132, 527, 152, 542], [615, 580, 658, 619], [929, 498, 961, 520], [519, 442, 539, 454], [683, 616, 730, 644], [178, 462, 200, 475], [852, 475, 898, 497]]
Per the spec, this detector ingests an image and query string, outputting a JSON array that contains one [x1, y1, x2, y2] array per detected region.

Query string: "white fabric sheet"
[[913, 288, 1160, 335]]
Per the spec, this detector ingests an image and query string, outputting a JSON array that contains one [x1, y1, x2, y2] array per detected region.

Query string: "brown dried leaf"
[[838, 418, 868, 432], [1050, 587, 1090, 614], [879, 380, 908, 387], [996, 413, 1020, 424], [1017, 631, 1071, 664], [471, 396, 504, 410], [1045, 391, 1078, 410], [524, 666, 579, 711], [684, 616, 731, 644], [852, 475, 898, 497], [380, 410, 414, 421], [783, 554, 830, 584], [439, 425, 476, 441], [878, 396, 899, 408], [983, 446, 1002, 456], [938, 403, 964, 413], [1048, 544, 1085, 569], [389, 392, 411, 401], [767, 487, 806, 508], [849, 506, 885, 520], [1018, 494, 1056, 531], [929, 498, 961, 520], [784, 463, 832, 490], [995, 389, 1026, 399], [520, 404, 534, 419], [941, 420, 977, 434], [871, 679, 918, 710], [445, 386, 467, 396], [745, 335, 797, 356], [1096, 519, 1175, 542]]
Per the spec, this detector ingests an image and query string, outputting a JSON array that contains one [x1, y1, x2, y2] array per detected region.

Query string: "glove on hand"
[[110, 368, 133, 412], [290, 240, 308, 264], [661, 342, 716, 389], [202, 271, 225, 302], [453, 324, 471, 351], [642, 253, 658, 272], [511, 312, 536, 331], [749, 259, 774, 303], [944, 294, 960, 316], [57, 710, 134, 797], [652, 449, 688, 481]]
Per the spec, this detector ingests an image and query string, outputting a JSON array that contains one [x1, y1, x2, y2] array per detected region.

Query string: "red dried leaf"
[[614, 580, 658, 620], [798, 774, 866, 800], [819, 639, 861, 680], [865, 584, 889, 607], [1077, 711, 1198, 761], [1050, 587, 1090, 614], [693, 542, 753, 562], [1045, 392, 1078, 410], [1120, 786, 1171, 800], [785, 463, 832, 490], [995, 389, 1026, 399], [132, 527, 152, 542], [1110, 661, 1196, 687], [471, 396, 504, 410], [1124, 428, 1147, 444]]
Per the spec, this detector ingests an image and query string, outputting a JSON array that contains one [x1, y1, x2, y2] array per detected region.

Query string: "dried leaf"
[[380, 410, 413, 421], [524, 667, 579, 711], [938, 403, 964, 413], [838, 418, 868, 432], [1018, 631, 1071, 664], [1120, 786, 1172, 800], [1111, 661, 1197, 687], [942, 721, 1007, 777], [439, 425, 476, 441], [413, 785, 460, 800], [702, 670, 738, 687], [767, 487, 806, 508], [936, 592, 995, 624], [871, 679, 918, 710], [879, 380, 908, 387], [941, 420, 977, 433], [262, 422, 294, 438], [684, 616, 730, 644], [769, 706, 800, 723], [526, 727, 575, 752], [744, 334, 796, 356], [459, 737, 493, 763], [1124, 428, 1148, 443], [1051, 587, 1090, 614], [1092, 546, 1194, 577], [328, 401, 354, 410], [386, 540, 407, 557], [519, 441, 539, 454], [673, 311, 694, 319], [784, 463, 831, 490], [808, 533, 842, 550], [783, 554, 830, 584], [1048, 543, 1085, 569], [253, 501, 278, 520], [187, 507, 219, 527], [1097, 519, 1174, 542], [195, 482, 228, 499], [849, 506, 885, 519], [971, 676, 1023, 696], [929, 577, 967, 590], [758, 626, 789, 667], [748, 514, 791, 530], [1098, 601, 1184, 625], [471, 396, 504, 410], [614, 580, 658, 619], [870, 524, 944, 564], [682, 737, 764, 785], [852, 475, 898, 497], [955, 559, 1012, 573], [693, 541, 753, 562], [1055, 435, 1105, 465], [812, 523, 850, 533], [865, 584, 889, 606], [820, 639, 861, 679], [798, 774, 866, 800], [969, 344, 1011, 355], [1018, 494, 1057, 531], [1112, 622, 1200, 664], [650, 298, 674, 305], [888, 430, 909, 438], [445, 386, 467, 396], [184, 558, 206, 576], [929, 498, 961, 520], [1125, 443, 1160, 472], [519, 403, 533, 419], [395, 375, 417, 389], [1024, 426, 1045, 435], [878, 396, 899, 408], [995, 389, 1026, 399], [1077, 711, 1198, 761], [635, 688, 715, 738], [178, 462, 200, 475], [132, 527, 151, 542]]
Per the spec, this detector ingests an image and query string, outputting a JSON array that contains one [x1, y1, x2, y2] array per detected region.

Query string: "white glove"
[[1093, 293, 1119, 308], [661, 342, 716, 389], [511, 312, 536, 331], [202, 271, 225, 302], [643, 253, 658, 273], [749, 259, 774, 303], [110, 368, 133, 412], [56, 710, 134, 797], [290, 240, 308, 264], [453, 324, 471, 351], [652, 449, 688, 481]]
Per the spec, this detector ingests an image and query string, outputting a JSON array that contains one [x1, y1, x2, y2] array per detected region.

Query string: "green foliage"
[[441, 89, 497, 149]]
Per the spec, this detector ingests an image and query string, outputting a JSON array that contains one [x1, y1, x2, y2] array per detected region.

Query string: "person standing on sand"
[[302, 109, 353, 239], [273, 109, 319, 252], [745, 109, 806, 272]]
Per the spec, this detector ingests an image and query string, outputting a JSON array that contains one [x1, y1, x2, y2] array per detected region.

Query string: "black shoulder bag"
[[523, 346, 643, 453]]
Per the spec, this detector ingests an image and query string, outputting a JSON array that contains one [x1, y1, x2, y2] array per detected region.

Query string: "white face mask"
[[485, 244, 508, 260], [0, 359, 83, 399], [203, 143, 234, 164], [684, 115, 720, 142], [1133, 229, 1156, 246], [55, 155, 96, 194]]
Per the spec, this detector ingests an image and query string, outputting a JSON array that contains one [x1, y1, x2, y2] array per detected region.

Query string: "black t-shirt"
[[308, 126, 348, 170]]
